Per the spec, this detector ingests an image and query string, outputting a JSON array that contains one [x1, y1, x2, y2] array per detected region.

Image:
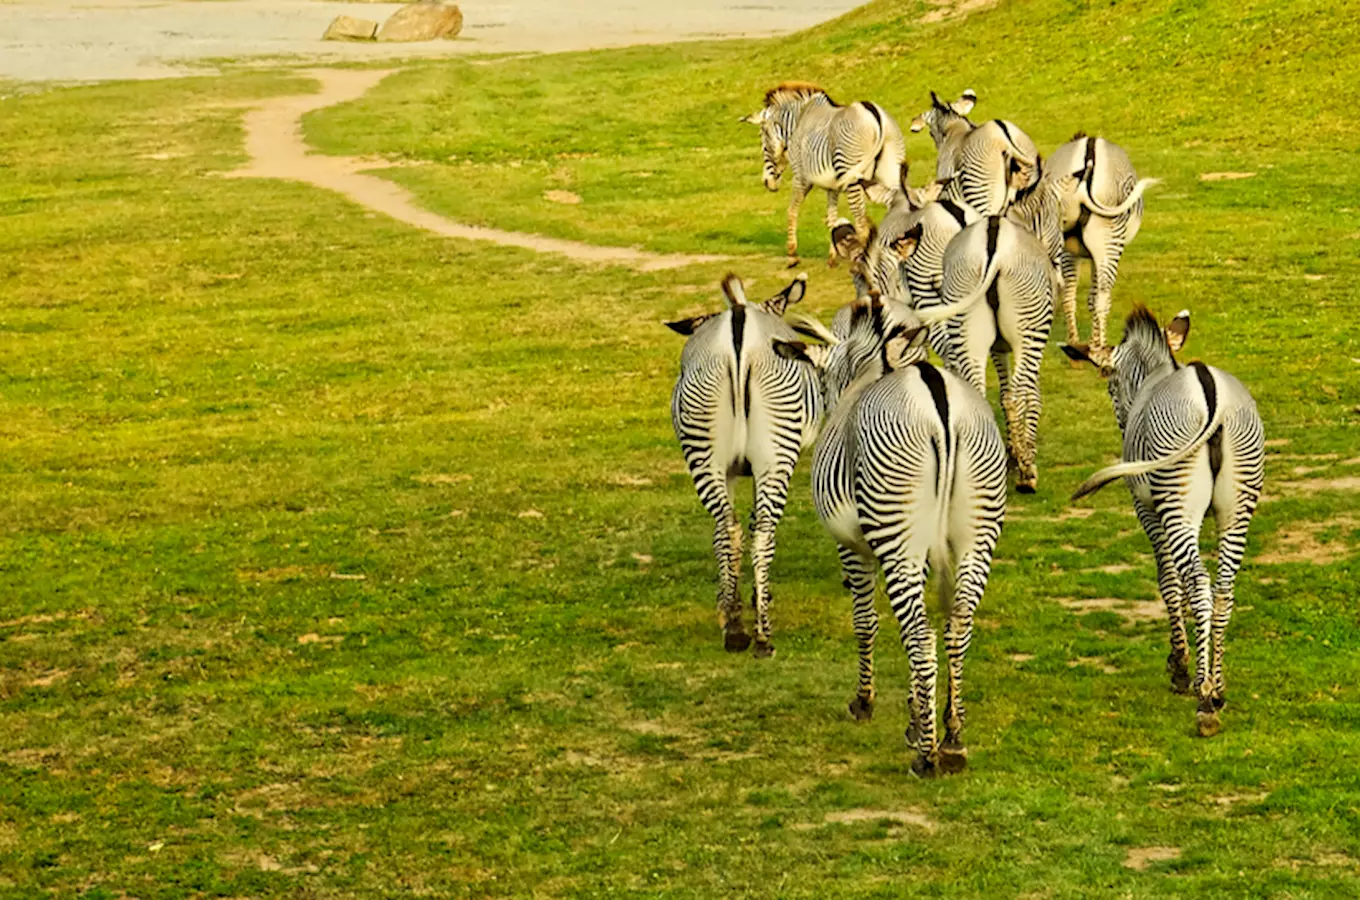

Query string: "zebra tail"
[[930, 431, 956, 615], [1070, 399, 1228, 502], [913, 254, 1002, 327], [1078, 177, 1160, 218]]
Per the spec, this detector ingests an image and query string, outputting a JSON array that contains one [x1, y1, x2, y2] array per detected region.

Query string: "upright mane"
[[1121, 304, 1174, 363], [764, 82, 832, 107]]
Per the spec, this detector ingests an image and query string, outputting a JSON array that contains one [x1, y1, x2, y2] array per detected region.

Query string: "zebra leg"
[[824, 189, 841, 268], [839, 546, 879, 720], [710, 503, 749, 653], [990, 348, 1021, 476], [1134, 497, 1191, 691], [1080, 217, 1128, 367], [882, 555, 937, 775], [749, 465, 794, 658], [846, 182, 870, 238], [1060, 250, 1081, 348], [1210, 496, 1258, 709], [785, 176, 812, 268], [1008, 334, 1048, 494], [940, 552, 988, 774], [1162, 514, 1218, 736]]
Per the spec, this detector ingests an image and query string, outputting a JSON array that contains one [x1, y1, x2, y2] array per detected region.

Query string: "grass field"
[[3, 0, 1360, 896]]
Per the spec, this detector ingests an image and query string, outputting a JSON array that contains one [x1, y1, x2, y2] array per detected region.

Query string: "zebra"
[[743, 82, 908, 267], [772, 296, 1007, 775], [1064, 307, 1264, 738], [915, 215, 1059, 493], [1046, 133, 1159, 366], [916, 107, 1038, 218], [666, 273, 823, 657], [909, 89, 977, 179], [827, 179, 946, 302]]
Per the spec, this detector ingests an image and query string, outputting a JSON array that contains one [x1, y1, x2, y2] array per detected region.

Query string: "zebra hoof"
[[724, 630, 752, 653], [938, 743, 968, 775], [752, 640, 776, 659], [847, 695, 874, 722], [1016, 481, 1036, 495], [910, 754, 938, 779], [1196, 710, 1221, 738], [1212, 694, 1227, 711], [785, 256, 801, 269]]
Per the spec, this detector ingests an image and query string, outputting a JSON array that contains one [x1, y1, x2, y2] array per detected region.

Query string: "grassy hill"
[[2, 0, 1359, 896]]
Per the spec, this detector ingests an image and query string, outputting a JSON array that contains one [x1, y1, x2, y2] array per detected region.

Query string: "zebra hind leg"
[[1165, 522, 1219, 736], [838, 546, 879, 721], [1007, 335, 1049, 494], [1209, 498, 1258, 711], [824, 189, 841, 268], [1134, 499, 1191, 692], [1060, 251, 1081, 349], [940, 552, 989, 774], [882, 555, 937, 775], [749, 467, 794, 658], [712, 509, 749, 652]]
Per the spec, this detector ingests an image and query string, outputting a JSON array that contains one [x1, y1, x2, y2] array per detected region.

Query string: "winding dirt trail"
[[226, 69, 727, 272]]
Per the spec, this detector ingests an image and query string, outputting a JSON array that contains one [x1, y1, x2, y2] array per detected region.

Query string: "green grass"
[[2, 1, 1360, 896]]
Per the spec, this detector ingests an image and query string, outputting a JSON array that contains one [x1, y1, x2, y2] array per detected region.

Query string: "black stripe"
[[994, 119, 1013, 146], [1191, 361, 1223, 479], [986, 215, 1001, 263], [730, 305, 746, 414], [861, 101, 882, 126], [939, 200, 968, 230], [743, 365, 753, 420], [1083, 136, 1097, 190], [913, 361, 951, 458]]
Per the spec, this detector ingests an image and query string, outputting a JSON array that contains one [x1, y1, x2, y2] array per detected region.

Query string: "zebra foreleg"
[[785, 177, 813, 268], [883, 555, 937, 775], [1135, 498, 1191, 692], [838, 546, 879, 721]]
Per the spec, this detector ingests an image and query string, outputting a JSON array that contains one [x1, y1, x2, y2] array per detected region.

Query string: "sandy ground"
[[0, 0, 862, 83], [225, 69, 730, 270]]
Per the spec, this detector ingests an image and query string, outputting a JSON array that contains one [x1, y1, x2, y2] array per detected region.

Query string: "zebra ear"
[[664, 314, 712, 336], [884, 324, 928, 367], [720, 273, 748, 308], [1060, 342, 1100, 367], [890, 223, 924, 261], [1165, 310, 1191, 352], [951, 89, 977, 116], [831, 220, 865, 262], [740, 111, 764, 125], [910, 114, 927, 133]]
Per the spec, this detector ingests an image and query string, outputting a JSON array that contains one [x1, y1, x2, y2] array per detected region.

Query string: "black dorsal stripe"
[[985, 215, 1001, 263], [1083, 135, 1097, 190], [913, 361, 951, 458], [730, 305, 746, 415], [994, 119, 1013, 147], [861, 101, 882, 126], [1190, 361, 1223, 479], [939, 200, 968, 230]]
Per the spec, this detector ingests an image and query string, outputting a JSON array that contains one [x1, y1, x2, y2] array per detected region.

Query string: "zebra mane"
[[764, 82, 831, 107], [1070, 129, 1088, 141], [1121, 304, 1175, 364]]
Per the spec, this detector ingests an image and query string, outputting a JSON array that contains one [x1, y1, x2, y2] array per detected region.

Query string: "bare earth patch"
[[1256, 517, 1358, 566], [920, 0, 998, 23], [1124, 846, 1181, 870], [1200, 172, 1256, 181], [544, 190, 582, 205], [1008, 653, 1035, 663], [1068, 656, 1119, 674], [226, 70, 727, 272], [1057, 597, 1164, 624], [823, 809, 936, 832]]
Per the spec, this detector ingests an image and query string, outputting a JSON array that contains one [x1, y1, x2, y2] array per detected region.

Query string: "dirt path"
[[226, 69, 727, 271]]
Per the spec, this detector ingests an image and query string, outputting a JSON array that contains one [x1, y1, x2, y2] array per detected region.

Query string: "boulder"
[[322, 15, 379, 42], [377, 2, 463, 42]]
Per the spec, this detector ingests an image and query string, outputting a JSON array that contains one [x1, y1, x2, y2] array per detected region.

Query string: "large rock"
[[377, 2, 463, 42], [322, 15, 379, 42]]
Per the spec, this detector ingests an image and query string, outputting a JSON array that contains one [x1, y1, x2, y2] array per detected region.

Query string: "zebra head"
[[910, 89, 977, 141], [742, 105, 789, 192], [1062, 306, 1191, 431], [775, 296, 927, 409], [831, 219, 923, 302]]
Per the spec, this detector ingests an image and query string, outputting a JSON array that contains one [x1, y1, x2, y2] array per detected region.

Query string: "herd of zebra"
[[665, 83, 1266, 776]]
